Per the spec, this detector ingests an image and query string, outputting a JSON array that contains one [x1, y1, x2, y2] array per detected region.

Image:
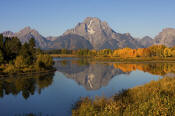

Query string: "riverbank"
[[92, 57, 175, 63], [72, 77, 175, 116], [50, 54, 78, 58], [0, 69, 56, 78], [0, 53, 55, 76], [51, 54, 175, 63]]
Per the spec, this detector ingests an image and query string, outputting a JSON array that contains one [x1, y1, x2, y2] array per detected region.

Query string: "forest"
[[45, 45, 175, 59], [0, 34, 54, 74]]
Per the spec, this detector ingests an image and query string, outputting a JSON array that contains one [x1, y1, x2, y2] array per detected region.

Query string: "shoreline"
[[0, 69, 56, 78], [72, 77, 175, 115], [51, 54, 175, 63]]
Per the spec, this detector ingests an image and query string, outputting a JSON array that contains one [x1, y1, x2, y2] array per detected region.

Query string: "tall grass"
[[72, 77, 175, 116]]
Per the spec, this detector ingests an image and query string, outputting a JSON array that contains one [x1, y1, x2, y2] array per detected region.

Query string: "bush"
[[35, 54, 54, 71], [14, 55, 26, 68], [3, 64, 16, 73]]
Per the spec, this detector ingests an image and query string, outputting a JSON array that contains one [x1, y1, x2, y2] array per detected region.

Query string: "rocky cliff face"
[[63, 17, 142, 49], [154, 28, 175, 47], [63, 17, 117, 49]]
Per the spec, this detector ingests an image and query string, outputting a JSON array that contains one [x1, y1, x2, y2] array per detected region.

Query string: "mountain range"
[[1, 17, 175, 49]]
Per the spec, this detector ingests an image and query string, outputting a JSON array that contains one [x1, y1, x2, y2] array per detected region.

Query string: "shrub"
[[3, 64, 16, 73], [72, 77, 175, 116], [35, 54, 54, 71], [14, 55, 26, 68]]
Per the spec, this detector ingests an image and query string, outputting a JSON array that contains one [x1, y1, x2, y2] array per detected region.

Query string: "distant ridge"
[[2, 17, 175, 49], [154, 28, 175, 47], [2, 26, 48, 48]]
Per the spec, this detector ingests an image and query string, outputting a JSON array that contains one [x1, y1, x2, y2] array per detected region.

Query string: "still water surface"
[[1, 58, 174, 116]]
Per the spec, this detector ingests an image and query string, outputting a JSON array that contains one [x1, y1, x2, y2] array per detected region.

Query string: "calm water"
[[1, 58, 175, 116]]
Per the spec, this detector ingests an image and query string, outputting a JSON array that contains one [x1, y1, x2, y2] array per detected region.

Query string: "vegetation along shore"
[[46, 44, 175, 62], [0, 34, 54, 75], [72, 77, 175, 116]]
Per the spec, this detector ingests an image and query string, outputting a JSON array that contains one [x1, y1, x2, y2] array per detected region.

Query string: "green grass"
[[72, 77, 175, 116]]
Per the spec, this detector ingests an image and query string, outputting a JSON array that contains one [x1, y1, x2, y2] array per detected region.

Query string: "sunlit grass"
[[72, 77, 175, 116]]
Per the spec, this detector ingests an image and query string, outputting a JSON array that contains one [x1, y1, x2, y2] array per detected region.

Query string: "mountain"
[[115, 33, 143, 48], [47, 34, 93, 49], [15, 27, 48, 48], [46, 36, 58, 41], [138, 36, 153, 48], [63, 17, 142, 49], [2, 31, 14, 37], [0, 17, 148, 49], [2, 27, 92, 49], [2, 27, 48, 48], [2, 18, 175, 49], [154, 28, 175, 47]]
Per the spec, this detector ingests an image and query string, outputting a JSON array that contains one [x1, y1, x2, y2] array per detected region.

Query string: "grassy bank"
[[51, 54, 175, 63], [72, 77, 175, 116], [50, 54, 78, 58], [0, 54, 55, 76]]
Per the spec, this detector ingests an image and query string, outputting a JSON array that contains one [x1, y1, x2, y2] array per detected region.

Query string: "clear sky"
[[0, 0, 175, 38]]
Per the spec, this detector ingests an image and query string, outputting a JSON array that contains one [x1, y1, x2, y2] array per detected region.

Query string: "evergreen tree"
[[20, 43, 33, 65], [0, 34, 3, 50], [0, 50, 4, 64], [29, 38, 35, 48], [3, 37, 21, 61], [11, 37, 22, 55]]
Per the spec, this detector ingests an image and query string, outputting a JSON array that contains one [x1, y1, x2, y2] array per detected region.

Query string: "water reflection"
[[112, 63, 175, 76], [0, 73, 54, 99], [54, 59, 175, 90], [1, 58, 175, 116], [54, 60, 129, 90], [14, 113, 52, 116]]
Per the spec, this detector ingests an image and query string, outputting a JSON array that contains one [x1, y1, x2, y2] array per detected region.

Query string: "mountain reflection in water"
[[54, 59, 175, 90], [54, 60, 128, 90], [1, 59, 175, 99], [1, 58, 175, 116]]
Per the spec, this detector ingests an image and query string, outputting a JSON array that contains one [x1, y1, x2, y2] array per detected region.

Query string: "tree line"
[[44, 45, 175, 58], [0, 34, 54, 74]]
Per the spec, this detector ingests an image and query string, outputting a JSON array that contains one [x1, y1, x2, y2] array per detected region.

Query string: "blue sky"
[[0, 0, 175, 38]]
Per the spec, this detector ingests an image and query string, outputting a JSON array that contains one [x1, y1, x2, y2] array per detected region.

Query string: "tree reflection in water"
[[55, 59, 175, 90], [14, 112, 53, 116], [0, 73, 54, 99], [112, 63, 175, 76]]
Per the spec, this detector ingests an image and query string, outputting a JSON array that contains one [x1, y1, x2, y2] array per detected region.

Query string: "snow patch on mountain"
[[88, 20, 95, 34]]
